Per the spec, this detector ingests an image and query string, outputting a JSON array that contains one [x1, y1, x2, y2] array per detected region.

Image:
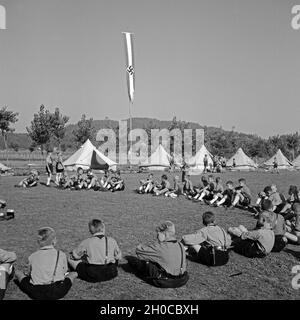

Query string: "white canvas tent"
[[187, 145, 213, 175], [0, 162, 10, 172], [226, 147, 257, 171], [263, 149, 292, 169], [63, 139, 117, 171], [139, 144, 171, 171], [293, 154, 300, 170]]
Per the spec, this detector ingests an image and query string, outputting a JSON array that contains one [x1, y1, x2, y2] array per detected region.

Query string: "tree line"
[[0, 106, 299, 161]]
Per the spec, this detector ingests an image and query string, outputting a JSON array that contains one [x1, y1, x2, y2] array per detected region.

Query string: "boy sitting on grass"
[[284, 203, 300, 244], [86, 169, 98, 190], [209, 181, 234, 207], [137, 173, 154, 194], [228, 216, 275, 258], [153, 174, 171, 196], [15, 227, 77, 300], [15, 170, 39, 188], [190, 175, 209, 201], [0, 248, 17, 300], [68, 219, 121, 283], [181, 211, 231, 266], [194, 175, 216, 203], [165, 176, 182, 198], [127, 221, 189, 288], [259, 199, 288, 252], [182, 174, 194, 198], [110, 170, 125, 192], [231, 178, 252, 209]]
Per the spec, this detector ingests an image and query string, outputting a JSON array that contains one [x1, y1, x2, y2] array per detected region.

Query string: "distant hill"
[[0, 117, 298, 160], [0, 117, 202, 151]]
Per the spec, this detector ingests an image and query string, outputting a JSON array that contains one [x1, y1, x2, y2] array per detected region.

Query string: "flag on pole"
[[122, 32, 135, 103]]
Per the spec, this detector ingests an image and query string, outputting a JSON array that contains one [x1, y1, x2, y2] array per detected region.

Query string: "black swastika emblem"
[[126, 66, 135, 75]]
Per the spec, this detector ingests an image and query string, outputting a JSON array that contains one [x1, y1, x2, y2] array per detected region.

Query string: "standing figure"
[[55, 152, 65, 186], [46, 151, 54, 186]]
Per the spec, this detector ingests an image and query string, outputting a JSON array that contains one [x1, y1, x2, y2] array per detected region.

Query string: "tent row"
[[138, 145, 298, 173], [1, 141, 299, 173]]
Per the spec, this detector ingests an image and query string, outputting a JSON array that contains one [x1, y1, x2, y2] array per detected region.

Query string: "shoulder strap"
[[218, 226, 227, 249], [105, 236, 108, 265], [52, 250, 60, 283], [95, 235, 108, 265], [178, 242, 184, 275]]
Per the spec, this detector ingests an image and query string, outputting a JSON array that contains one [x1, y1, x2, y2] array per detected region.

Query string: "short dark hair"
[[37, 227, 56, 247], [289, 185, 298, 195], [226, 181, 233, 186], [88, 219, 105, 234], [161, 174, 168, 180], [202, 211, 215, 225], [208, 175, 214, 179], [263, 186, 272, 194], [238, 178, 246, 183], [261, 199, 273, 211]]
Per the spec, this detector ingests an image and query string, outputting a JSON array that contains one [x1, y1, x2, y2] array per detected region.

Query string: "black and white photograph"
[[0, 0, 300, 309]]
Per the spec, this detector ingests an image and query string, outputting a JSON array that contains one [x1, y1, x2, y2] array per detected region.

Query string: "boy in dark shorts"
[[231, 178, 252, 209], [210, 181, 235, 207], [182, 212, 231, 266], [46, 151, 54, 186], [195, 175, 215, 202], [68, 219, 121, 283], [16, 170, 39, 188], [165, 176, 182, 198], [228, 217, 275, 258], [153, 175, 171, 196], [127, 221, 188, 288], [15, 227, 77, 300]]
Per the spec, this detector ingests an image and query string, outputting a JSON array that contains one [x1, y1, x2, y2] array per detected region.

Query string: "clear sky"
[[0, 0, 299, 137]]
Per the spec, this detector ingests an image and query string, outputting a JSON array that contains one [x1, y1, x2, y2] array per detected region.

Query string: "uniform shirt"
[[242, 228, 275, 254], [72, 232, 121, 265], [215, 183, 224, 193], [207, 181, 216, 192], [182, 224, 232, 248], [28, 245, 68, 285], [172, 181, 182, 193], [223, 188, 234, 201], [136, 238, 186, 276], [0, 248, 17, 264], [46, 154, 53, 164], [161, 180, 170, 190], [241, 185, 252, 200], [268, 192, 282, 207], [260, 211, 286, 236]]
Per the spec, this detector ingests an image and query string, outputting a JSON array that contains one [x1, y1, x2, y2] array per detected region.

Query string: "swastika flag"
[[122, 32, 135, 103]]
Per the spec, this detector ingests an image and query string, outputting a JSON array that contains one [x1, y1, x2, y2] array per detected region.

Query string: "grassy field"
[[1, 171, 300, 300]]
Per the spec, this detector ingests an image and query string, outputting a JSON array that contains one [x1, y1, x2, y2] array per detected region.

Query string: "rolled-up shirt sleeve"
[[136, 243, 161, 265], [0, 248, 17, 263], [113, 240, 122, 261], [242, 230, 260, 241], [72, 240, 88, 260], [182, 230, 207, 245]]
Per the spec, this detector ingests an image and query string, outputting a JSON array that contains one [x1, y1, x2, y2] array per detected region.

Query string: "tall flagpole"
[[122, 31, 135, 169], [129, 101, 133, 167]]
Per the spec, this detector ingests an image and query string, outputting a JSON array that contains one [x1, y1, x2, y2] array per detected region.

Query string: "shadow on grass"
[[120, 256, 154, 286], [284, 248, 300, 260]]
